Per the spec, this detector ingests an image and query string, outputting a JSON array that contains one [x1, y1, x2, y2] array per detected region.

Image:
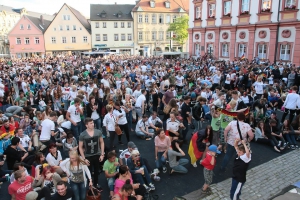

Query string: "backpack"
[[192, 102, 201, 121]]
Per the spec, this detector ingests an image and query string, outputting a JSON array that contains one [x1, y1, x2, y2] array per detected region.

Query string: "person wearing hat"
[[200, 144, 220, 194]]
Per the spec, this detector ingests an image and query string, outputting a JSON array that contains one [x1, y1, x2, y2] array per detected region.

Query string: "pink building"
[[8, 15, 50, 58]]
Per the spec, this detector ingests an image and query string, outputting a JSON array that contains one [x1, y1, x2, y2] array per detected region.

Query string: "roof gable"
[[8, 15, 46, 35]]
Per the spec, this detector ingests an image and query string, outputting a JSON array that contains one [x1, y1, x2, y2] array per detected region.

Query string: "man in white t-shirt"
[[135, 115, 154, 139], [175, 73, 185, 91], [101, 74, 110, 88], [135, 89, 147, 120], [40, 111, 57, 149], [16, 128, 33, 152], [66, 97, 83, 142]]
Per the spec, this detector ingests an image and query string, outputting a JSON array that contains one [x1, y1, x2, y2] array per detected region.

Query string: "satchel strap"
[[88, 186, 101, 199], [236, 120, 243, 141]]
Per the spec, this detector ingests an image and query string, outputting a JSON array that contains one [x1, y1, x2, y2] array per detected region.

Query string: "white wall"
[[249, 0, 259, 24], [271, 0, 280, 22], [202, 0, 208, 27], [278, 27, 296, 42], [215, 0, 222, 26], [189, 0, 194, 28], [231, 0, 239, 25]]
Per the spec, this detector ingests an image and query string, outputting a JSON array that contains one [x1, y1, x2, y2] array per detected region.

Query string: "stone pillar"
[[200, 29, 206, 56], [269, 25, 278, 63], [229, 27, 237, 60], [188, 29, 193, 56], [293, 24, 300, 66], [214, 28, 220, 59], [247, 26, 256, 60]]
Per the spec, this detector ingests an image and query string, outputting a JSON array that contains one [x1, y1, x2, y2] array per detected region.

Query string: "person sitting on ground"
[[10, 162, 29, 183], [45, 143, 63, 174], [168, 140, 189, 174], [264, 119, 286, 151], [135, 115, 154, 139], [103, 151, 120, 198], [112, 179, 134, 200], [281, 119, 298, 149]]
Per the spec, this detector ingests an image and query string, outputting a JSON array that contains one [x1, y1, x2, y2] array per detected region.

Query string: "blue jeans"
[[230, 178, 245, 200], [155, 152, 167, 169], [171, 158, 189, 173], [221, 144, 236, 170], [136, 129, 154, 138], [71, 122, 81, 142], [132, 165, 152, 185], [63, 99, 70, 110], [284, 133, 297, 145], [107, 177, 115, 191], [70, 181, 86, 200], [126, 110, 133, 131], [93, 118, 101, 129]]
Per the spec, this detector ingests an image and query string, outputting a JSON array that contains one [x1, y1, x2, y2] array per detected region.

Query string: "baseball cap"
[[26, 191, 38, 200], [128, 141, 136, 149], [208, 145, 221, 154]]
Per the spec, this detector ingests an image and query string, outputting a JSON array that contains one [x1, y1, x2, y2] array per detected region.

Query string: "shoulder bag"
[[86, 186, 101, 200], [236, 120, 252, 153], [112, 115, 122, 135]]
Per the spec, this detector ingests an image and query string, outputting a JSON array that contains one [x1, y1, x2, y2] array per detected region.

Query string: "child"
[[201, 145, 220, 194], [230, 139, 251, 200]]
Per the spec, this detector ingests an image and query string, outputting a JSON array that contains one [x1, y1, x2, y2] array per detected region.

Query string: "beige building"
[[90, 4, 135, 55], [0, 5, 53, 56], [132, 0, 189, 56], [44, 3, 91, 56]]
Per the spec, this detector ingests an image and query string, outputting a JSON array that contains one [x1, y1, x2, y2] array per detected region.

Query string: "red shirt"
[[8, 176, 33, 200], [0, 124, 15, 135], [174, 66, 181, 71], [201, 152, 216, 170]]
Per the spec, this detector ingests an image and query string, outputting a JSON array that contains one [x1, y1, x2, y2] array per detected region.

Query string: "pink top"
[[114, 178, 133, 194], [154, 136, 171, 152]]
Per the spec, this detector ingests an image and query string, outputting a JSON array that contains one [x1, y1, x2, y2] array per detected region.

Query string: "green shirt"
[[211, 115, 221, 131], [15, 97, 27, 107], [220, 113, 233, 129], [83, 71, 89, 78], [114, 73, 122, 79], [103, 158, 119, 174]]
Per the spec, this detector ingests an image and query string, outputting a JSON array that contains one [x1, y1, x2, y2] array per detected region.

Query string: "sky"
[[0, 0, 137, 17]]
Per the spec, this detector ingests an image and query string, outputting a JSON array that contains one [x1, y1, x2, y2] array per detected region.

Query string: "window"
[[195, 44, 200, 55], [152, 31, 157, 40], [196, 7, 201, 19], [96, 34, 100, 41], [238, 44, 247, 57], [121, 34, 125, 41], [241, 0, 250, 12], [128, 34, 132, 41], [72, 37, 76, 43], [166, 1, 170, 8], [114, 22, 118, 28], [138, 14, 143, 23], [280, 44, 291, 60], [222, 43, 229, 57], [209, 4, 216, 17], [152, 14, 157, 23], [103, 22, 106, 28], [16, 38, 21, 44], [145, 15, 149, 23], [62, 37, 66, 43], [285, 0, 296, 7], [121, 22, 125, 28], [207, 44, 214, 54], [51, 37, 56, 44], [20, 24, 24, 29], [25, 38, 30, 44], [35, 37, 39, 44], [54, 27, 56, 31], [258, 44, 267, 59], [150, 1, 155, 8], [80, 27, 82, 30], [95, 22, 99, 28], [83, 36, 87, 43], [128, 22, 131, 28], [166, 31, 170, 40], [145, 31, 150, 41], [66, 25, 70, 31], [73, 25, 76, 30], [159, 15, 164, 24], [172, 15, 177, 22], [103, 34, 107, 41], [224, 1, 231, 15], [138, 31, 143, 41], [159, 31, 164, 40], [63, 15, 70, 20], [60, 25, 63, 31], [114, 34, 119, 41], [261, 0, 271, 10], [166, 15, 171, 23], [27, 24, 31, 29]]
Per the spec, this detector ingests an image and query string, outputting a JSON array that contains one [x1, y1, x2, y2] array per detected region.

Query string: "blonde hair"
[[130, 150, 140, 157], [106, 104, 113, 112], [229, 100, 237, 108], [69, 150, 86, 165]]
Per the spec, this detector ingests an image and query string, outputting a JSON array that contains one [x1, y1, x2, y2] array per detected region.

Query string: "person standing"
[[113, 101, 130, 143], [162, 85, 175, 106], [281, 86, 300, 123], [135, 89, 147, 121], [180, 96, 192, 141], [66, 97, 83, 142], [40, 111, 57, 149], [230, 139, 251, 200], [79, 118, 105, 188]]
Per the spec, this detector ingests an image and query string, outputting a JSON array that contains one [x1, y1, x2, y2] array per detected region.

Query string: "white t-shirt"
[[113, 109, 127, 125], [140, 65, 147, 72], [135, 94, 146, 108], [166, 119, 180, 132], [132, 89, 142, 100], [40, 119, 55, 141], [101, 79, 110, 88], [67, 105, 81, 123], [61, 121, 71, 129], [18, 135, 31, 148], [176, 76, 185, 86], [253, 81, 264, 94], [46, 150, 62, 166], [225, 74, 231, 84], [135, 119, 149, 132]]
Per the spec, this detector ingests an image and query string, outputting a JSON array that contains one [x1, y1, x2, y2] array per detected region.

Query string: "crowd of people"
[[0, 53, 299, 200]]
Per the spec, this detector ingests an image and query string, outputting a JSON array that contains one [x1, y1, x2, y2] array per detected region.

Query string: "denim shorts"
[[203, 168, 213, 185]]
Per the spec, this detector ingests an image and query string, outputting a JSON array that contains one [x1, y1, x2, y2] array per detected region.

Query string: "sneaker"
[[192, 162, 197, 167], [143, 184, 151, 192], [162, 166, 167, 173], [202, 189, 210, 194], [295, 145, 299, 149], [149, 183, 155, 191], [290, 145, 296, 150]]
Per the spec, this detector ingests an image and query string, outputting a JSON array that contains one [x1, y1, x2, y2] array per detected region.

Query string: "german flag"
[[240, 54, 245, 60], [219, 107, 250, 117], [188, 133, 205, 164]]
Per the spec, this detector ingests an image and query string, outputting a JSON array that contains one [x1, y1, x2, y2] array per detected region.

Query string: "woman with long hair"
[[86, 96, 101, 129], [188, 125, 213, 167], [42, 106, 52, 120], [33, 152, 47, 180], [60, 150, 92, 200], [168, 140, 189, 174], [163, 98, 178, 130], [123, 94, 134, 132], [45, 90, 53, 107], [113, 101, 130, 144], [114, 165, 146, 200], [154, 129, 171, 173], [9, 116, 19, 129]]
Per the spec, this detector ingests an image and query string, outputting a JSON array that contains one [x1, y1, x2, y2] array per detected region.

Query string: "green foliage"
[[167, 15, 189, 46]]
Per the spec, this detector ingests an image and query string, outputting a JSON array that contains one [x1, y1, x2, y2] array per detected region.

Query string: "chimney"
[[115, 2, 117, 4], [40, 15, 44, 25]]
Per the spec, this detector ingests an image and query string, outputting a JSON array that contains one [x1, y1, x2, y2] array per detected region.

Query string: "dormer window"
[[101, 11, 106, 18], [118, 14, 122, 18], [165, 1, 170, 8], [150, 0, 155, 8]]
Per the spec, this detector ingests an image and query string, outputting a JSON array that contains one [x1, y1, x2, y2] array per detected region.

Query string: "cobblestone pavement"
[[183, 149, 300, 200]]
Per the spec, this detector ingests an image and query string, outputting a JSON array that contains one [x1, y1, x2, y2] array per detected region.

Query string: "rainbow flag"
[[188, 133, 204, 164], [240, 54, 245, 60]]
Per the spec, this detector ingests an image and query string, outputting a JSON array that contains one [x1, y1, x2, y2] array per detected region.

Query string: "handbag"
[[112, 115, 122, 135], [236, 120, 252, 153], [86, 186, 101, 200]]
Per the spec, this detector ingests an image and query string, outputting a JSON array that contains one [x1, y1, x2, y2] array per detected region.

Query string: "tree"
[[167, 15, 189, 51]]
